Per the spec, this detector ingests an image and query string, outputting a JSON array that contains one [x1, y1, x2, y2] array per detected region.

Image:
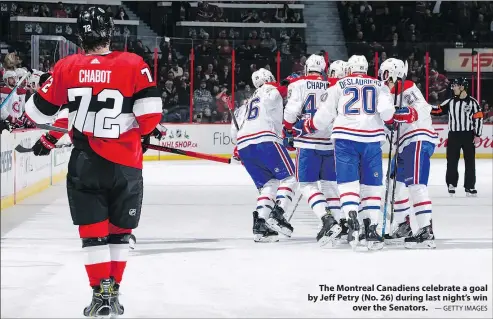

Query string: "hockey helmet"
[[15, 67, 29, 80], [252, 68, 275, 89], [347, 55, 368, 74], [304, 54, 326, 75], [3, 70, 16, 82], [451, 77, 468, 90], [77, 7, 114, 50], [329, 60, 347, 79], [379, 58, 407, 83]]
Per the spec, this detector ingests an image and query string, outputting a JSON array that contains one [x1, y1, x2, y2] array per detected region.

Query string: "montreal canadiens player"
[[379, 58, 438, 249], [297, 55, 395, 250], [0, 70, 28, 128], [231, 68, 297, 241], [283, 54, 343, 247]]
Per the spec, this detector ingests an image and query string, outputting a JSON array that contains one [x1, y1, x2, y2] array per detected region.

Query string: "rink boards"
[[142, 123, 493, 161]]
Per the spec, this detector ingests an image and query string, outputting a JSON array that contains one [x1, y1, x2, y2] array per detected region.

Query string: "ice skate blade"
[[466, 193, 477, 198], [448, 193, 455, 197], [367, 241, 384, 250], [253, 234, 279, 243], [384, 238, 405, 245], [404, 240, 436, 249], [348, 231, 359, 249], [318, 225, 342, 248], [266, 218, 292, 237]]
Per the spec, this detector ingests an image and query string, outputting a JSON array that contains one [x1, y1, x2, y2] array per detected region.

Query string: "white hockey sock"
[[257, 179, 278, 220], [301, 182, 327, 220], [337, 181, 360, 219], [409, 184, 432, 229], [276, 176, 296, 212], [320, 180, 343, 220], [392, 182, 411, 225], [360, 184, 382, 226]]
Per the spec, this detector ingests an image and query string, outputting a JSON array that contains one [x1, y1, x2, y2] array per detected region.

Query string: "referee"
[[431, 78, 483, 197]]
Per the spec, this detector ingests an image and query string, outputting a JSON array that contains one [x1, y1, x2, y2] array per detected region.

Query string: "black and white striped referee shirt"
[[431, 95, 483, 136]]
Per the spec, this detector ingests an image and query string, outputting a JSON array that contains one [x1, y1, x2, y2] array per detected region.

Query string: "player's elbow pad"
[[132, 86, 163, 135]]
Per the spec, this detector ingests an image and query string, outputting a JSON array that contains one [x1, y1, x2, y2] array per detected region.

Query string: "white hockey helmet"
[[347, 55, 368, 74], [304, 54, 326, 75], [252, 68, 275, 89], [329, 60, 347, 79], [3, 70, 16, 82], [29, 70, 44, 88], [379, 58, 407, 83], [15, 67, 29, 81]]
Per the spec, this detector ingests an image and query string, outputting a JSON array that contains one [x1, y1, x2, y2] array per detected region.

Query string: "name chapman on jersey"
[[79, 70, 112, 84], [338, 77, 382, 89], [306, 81, 329, 90]]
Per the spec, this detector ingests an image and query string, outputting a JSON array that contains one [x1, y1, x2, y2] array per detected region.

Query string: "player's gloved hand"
[[282, 128, 295, 151], [232, 146, 240, 162], [32, 133, 58, 156], [0, 120, 11, 134], [293, 118, 317, 136], [141, 134, 151, 154], [393, 107, 418, 123], [6, 115, 24, 129], [280, 73, 300, 86], [151, 123, 167, 140]]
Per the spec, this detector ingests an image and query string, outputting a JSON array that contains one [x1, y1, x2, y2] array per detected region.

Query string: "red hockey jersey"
[[25, 51, 163, 169]]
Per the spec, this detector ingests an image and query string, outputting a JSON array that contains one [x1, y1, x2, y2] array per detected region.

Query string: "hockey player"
[[28, 70, 45, 91], [24, 7, 162, 317], [0, 70, 28, 128], [283, 55, 342, 247], [379, 58, 438, 249], [296, 55, 395, 250], [231, 68, 297, 241]]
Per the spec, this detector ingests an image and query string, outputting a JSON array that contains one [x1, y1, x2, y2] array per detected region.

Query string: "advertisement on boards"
[[1, 131, 15, 201], [444, 48, 493, 73]]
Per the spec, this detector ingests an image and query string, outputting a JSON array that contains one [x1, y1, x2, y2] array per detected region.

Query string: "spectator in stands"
[[260, 11, 271, 23], [170, 62, 183, 79], [196, 1, 216, 22], [260, 32, 277, 53], [242, 10, 259, 23], [429, 69, 449, 102], [218, 65, 231, 88], [115, 7, 129, 20], [194, 80, 213, 113], [53, 2, 68, 18], [39, 3, 51, 17]]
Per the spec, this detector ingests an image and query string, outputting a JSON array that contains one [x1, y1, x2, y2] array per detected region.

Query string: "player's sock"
[[108, 223, 132, 285], [320, 180, 343, 220], [338, 181, 360, 219], [79, 220, 111, 288], [301, 182, 327, 219], [256, 179, 278, 220], [409, 184, 432, 229], [276, 176, 296, 212], [360, 184, 382, 226]]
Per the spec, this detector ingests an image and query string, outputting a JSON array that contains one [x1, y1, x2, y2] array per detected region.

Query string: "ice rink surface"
[[1, 159, 492, 318]]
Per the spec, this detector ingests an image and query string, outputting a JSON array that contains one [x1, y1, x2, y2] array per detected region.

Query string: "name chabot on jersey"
[[339, 77, 381, 89], [79, 70, 112, 84]]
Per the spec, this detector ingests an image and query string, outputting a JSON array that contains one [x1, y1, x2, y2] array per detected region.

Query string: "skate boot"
[[252, 211, 279, 242], [316, 213, 342, 248], [129, 234, 136, 250], [448, 184, 456, 196], [465, 188, 478, 197], [335, 218, 348, 243], [384, 215, 412, 245], [266, 201, 294, 237], [109, 278, 124, 316], [83, 279, 112, 317], [366, 224, 384, 250], [346, 211, 360, 249], [358, 218, 371, 246], [404, 223, 436, 249]]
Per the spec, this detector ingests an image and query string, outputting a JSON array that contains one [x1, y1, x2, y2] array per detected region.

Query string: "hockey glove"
[[33, 133, 58, 156], [233, 146, 241, 162], [0, 120, 11, 134], [151, 123, 167, 140], [141, 134, 151, 154], [293, 118, 317, 136], [282, 128, 295, 151], [394, 107, 418, 123]]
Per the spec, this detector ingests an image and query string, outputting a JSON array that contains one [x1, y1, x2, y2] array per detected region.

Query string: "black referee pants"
[[446, 131, 476, 189]]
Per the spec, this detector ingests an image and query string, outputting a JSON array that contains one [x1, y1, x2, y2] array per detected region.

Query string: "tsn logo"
[[459, 53, 493, 68]]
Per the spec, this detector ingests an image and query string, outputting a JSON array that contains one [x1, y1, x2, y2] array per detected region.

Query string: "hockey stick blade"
[[35, 123, 69, 134]]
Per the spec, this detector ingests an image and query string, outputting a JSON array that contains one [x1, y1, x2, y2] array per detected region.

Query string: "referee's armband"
[[472, 111, 483, 119]]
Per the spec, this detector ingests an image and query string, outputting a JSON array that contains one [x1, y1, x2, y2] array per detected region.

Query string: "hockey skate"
[[384, 215, 412, 245], [346, 211, 360, 249], [316, 213, 342, 248], [266, 201, 294, 237], [84, 279, 112, 318], [358, 218, 371, 247], [465, 188, 478, 197], [335, 218, 349, 243], [366, 224, 384, 250], [448, 184, 456, 196], [252, 211, 279, 242], [404, 224, 436, 249], [109, 278, 124, 317]]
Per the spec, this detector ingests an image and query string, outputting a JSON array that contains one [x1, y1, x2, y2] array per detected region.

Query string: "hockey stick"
[[0, 73, 30, 110], [34, 124, 231, 164], [226, 97, 240, 131], [287, 193, 303, 222], [15, 143, 72, 153], [382, 74, 406, 237]]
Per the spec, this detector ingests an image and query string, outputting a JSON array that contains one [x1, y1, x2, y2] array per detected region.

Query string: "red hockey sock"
[[108, 223, 132, 284], [79, 220, 111, 287]]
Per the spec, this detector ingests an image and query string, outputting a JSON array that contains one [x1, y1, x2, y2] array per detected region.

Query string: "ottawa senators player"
[[24, 7, 162, 317]]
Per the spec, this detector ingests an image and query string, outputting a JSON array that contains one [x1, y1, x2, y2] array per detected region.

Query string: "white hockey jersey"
[[284, 75, 337, 150], [232, 83, 283, 150], [313, 75, 394, 143], [0, 86, 26, 120], [392, 80, 438, 152]]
